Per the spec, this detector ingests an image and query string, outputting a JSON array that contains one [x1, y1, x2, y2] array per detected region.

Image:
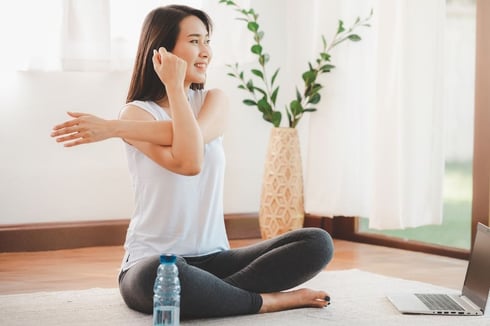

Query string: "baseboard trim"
[[0, 214, 262, 252], [0, 219, 129, 252], [0, 214, 326, 252], [4, 214, 466, 258]]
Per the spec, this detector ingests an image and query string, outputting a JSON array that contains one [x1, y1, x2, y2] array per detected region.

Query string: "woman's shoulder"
[[204, 88, 227, 98], [119, 100, 160, 120], [190, 88, 227, 101]]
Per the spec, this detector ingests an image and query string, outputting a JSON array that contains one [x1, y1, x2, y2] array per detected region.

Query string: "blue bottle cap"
[[160, 254, 177, 264]]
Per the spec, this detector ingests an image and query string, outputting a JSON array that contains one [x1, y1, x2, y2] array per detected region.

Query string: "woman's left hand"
[[152, 47, 187, 90], [51, 112, 114, 147]]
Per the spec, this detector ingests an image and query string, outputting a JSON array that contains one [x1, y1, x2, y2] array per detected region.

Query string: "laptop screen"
[[462, 223, 490, 311]]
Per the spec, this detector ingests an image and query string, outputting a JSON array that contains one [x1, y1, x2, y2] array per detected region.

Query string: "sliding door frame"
[[470, 0, 490, 244]]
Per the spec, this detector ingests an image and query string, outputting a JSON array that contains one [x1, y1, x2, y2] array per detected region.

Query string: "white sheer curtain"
[[0, 0, 63, 71], [62, 0, 111, 71], [304, 0, 446, 229], [0, 0, 214, 71]]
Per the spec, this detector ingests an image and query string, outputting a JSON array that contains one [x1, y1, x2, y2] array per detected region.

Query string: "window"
[[358, 0, 476, 250]]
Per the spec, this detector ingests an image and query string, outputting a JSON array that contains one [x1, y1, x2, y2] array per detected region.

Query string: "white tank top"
[[121, 89, 230, 271]]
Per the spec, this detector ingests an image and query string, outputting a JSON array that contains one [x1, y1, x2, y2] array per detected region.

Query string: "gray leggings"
[[118, 227, 334, 319]]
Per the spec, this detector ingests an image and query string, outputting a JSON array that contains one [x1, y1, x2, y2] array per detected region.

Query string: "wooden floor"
[[0, 239, 468, 295]]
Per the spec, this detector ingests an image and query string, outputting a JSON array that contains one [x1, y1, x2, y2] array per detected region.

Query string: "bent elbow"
[[182, 165, 202, 176], [175, 159, 203, 176]]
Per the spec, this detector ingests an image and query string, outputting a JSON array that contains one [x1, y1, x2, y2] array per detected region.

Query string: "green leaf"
[[320, 64, 335, 73], [296, 88, 302, 102], [304, 108, 317, 112], [262, 112, 270, 122], [257, 97, 272, 114], [308, 93, 321, 104], [271, 86, 280, 104], [246, 80, 254, 92], [310, 83, 323, 94], [259, 53, 270, 66], [251, 69, 263, 78], [243, 99, 256, 106], [348, 34, 362, 41], [255, 31, 264, 42], [322, 35, 327, 50], [271, 68, 280, 86], [290, 100, 303, 116], [337, 20, 345, 33], [320, 53, 331, 61], [302, 70, 316, 84], [271, 111, 281, 127], [247, 21, 259, 32], [251, 44, 262, 55]]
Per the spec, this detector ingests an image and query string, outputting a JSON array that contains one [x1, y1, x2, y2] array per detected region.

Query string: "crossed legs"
[[119, 227, 334, 318]]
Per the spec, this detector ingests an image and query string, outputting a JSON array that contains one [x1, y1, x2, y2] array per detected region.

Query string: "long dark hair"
[[126, 5, 213, 103]]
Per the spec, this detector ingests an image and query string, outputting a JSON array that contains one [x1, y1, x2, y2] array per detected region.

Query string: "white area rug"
[[1, 269, 488, 326]]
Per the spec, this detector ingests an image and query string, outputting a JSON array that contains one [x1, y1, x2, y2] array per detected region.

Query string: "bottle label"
[[154, 306, 180, 326]]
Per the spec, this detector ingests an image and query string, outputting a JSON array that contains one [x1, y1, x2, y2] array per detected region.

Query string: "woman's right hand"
[[51, 111, 115, 147]]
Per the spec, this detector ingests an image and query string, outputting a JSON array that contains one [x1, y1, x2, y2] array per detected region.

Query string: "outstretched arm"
[[50, 88, 228, 147], [51, 112, 174, 147]]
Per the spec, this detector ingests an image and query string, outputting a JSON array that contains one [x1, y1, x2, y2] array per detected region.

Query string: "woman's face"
[[171, 15, 212, 88]]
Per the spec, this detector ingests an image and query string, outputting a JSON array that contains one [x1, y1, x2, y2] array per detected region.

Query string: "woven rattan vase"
[[259, 127, 304, 239]]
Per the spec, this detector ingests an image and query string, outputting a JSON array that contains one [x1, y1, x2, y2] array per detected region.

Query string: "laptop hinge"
[[484, 290, 490, 317]]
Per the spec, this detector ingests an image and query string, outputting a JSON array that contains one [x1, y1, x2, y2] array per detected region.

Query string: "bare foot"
[[259, 288, 330, 313]]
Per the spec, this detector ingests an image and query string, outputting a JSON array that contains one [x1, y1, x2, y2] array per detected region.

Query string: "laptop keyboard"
[[415, 293, 465, 311]]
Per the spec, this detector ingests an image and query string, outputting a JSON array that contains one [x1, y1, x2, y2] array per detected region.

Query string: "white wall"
[[0, 64, 278, 224], [0, 0, 324, 225]]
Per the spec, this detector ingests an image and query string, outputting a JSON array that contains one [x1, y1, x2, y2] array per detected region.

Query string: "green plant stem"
[[220, 0, 372, 128]]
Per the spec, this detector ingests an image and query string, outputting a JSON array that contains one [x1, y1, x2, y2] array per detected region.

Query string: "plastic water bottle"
[[153, 254, 181, 326]]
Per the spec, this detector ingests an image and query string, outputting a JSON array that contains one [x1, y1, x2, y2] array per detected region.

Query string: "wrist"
[[166, 84, 187, 98], [108, 119, 121, 138]]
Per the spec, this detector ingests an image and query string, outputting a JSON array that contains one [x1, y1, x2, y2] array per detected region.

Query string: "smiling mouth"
[[195, 63, 207, 69]]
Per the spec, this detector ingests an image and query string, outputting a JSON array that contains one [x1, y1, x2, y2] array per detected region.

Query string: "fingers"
[[52, 112, 91, 131], [53, 130, 93, 147], [54, 133, 83, 147], [62, 137, 89, 148], [51, 124, 77, 137], [52, 119, 78, 131], [51, 112, 102, 147], [152, 49, 161, 66], [153, 47, 167, 64], [67, 111, 86, 118], [51, 117, 89, 147]]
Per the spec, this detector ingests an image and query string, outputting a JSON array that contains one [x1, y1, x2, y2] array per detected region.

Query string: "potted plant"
[[219, 0, 373, 238]]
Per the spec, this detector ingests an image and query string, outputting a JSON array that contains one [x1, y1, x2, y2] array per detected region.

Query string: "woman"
[[51, 5, 334, 319]]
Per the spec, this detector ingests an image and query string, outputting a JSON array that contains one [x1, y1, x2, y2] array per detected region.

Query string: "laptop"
[[387, 222, 490, 316]]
